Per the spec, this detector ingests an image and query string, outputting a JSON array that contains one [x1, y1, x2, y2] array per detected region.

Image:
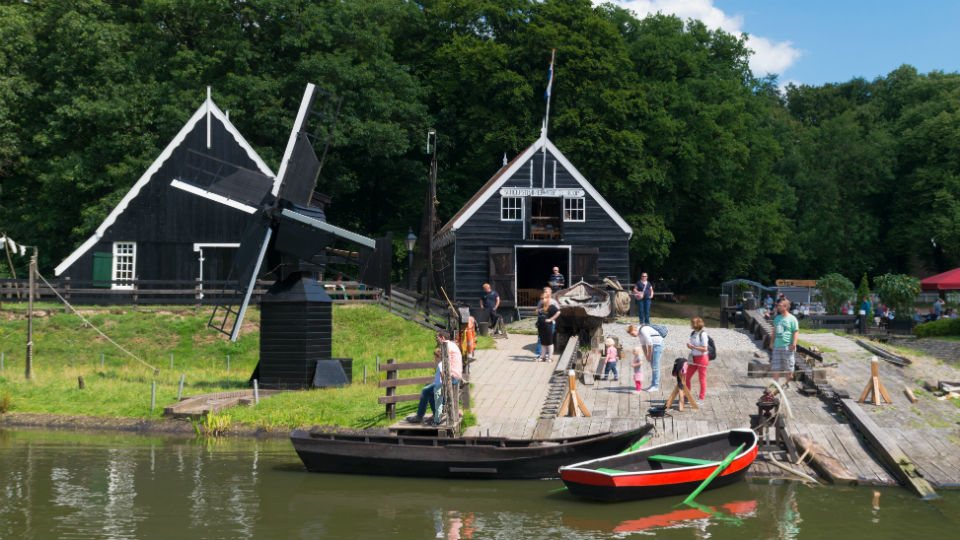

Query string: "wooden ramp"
[[163, 390, 279, 419]]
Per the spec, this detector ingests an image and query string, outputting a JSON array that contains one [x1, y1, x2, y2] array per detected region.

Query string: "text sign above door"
[[500, 188, 584, 198]]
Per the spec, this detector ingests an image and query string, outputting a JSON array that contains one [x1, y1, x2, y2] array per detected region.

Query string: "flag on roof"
[[544, 49, 556, 99]]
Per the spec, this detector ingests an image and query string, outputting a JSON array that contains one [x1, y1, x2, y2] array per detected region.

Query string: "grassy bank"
[[0, 304, 477, 430]]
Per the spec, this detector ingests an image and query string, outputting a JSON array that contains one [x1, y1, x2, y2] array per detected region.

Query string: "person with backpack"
[[685, 317, 712, 404], [627, 323, 666, 391]]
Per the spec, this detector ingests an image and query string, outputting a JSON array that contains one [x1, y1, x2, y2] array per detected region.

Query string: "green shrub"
[[817, 273, 855, 313], [914, 318, 960, 338], [0, 391, 11, 414], [874, 273, 921, 320]]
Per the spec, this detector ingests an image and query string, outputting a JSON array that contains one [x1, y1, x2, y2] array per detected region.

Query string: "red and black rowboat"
[[559, 428, 758, 501], [291, 423, 653, 479]]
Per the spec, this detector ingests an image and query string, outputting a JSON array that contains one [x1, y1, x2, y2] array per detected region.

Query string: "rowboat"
[[554, 281, 612, 321], [559, 429, 758, 501], [290, 423, 653, 479]]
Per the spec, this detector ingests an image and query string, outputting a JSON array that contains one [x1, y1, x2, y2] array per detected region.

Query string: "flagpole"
[[543, 49, 556, 139]]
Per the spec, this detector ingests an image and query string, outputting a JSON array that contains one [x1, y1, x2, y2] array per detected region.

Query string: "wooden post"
[[150, 380, 156, 412], [441, 341, 455, 432], [63, 276, 70, 313], [226, 355, 230, 374], [666, 377, 698, 411], [77, 376, 84, 390], [253, 379, 259, 405], [170, 353, 174, 370], [1, 351, 4, 371], [25, 246, 36, 379], [858, 357, 892, 405], [385, 358, 397, 419], [904, 386, 919, 404], [363, 365, 367, 385], [100, 353, 104, 368], [177, 374, 185, 400]]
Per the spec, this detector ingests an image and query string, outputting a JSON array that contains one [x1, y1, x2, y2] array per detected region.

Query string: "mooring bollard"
[[226, 355, 230, 374], [150, 380, 157, 412], [253, 379, 259, 405], [177, 374, 185, 400]]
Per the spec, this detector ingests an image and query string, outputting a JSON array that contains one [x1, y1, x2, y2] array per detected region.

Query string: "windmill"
[[171, 83, 375, 388]]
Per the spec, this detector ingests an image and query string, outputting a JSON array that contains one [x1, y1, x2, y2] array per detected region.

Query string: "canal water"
[[1, 428, 958, 539]]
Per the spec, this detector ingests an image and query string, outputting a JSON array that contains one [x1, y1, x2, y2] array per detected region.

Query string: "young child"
[[602, 337, 619, 381], [631, 346, 644, 393]]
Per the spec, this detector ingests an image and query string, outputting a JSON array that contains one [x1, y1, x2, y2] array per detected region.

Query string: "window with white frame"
[[501, 196, 523, 221], [112, 242, 136, 289], [563, 197, 585, 222]]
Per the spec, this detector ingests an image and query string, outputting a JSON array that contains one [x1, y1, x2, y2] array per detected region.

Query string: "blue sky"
[[610, 0, 960, 87]]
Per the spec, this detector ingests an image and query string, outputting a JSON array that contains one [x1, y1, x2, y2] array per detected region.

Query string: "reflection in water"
[[0, 429, 958, 540]]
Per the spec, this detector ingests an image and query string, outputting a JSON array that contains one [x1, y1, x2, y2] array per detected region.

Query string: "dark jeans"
[[487, 309, 500, 331], [637, 298, 652, 324], [416, 378, 462, 417]]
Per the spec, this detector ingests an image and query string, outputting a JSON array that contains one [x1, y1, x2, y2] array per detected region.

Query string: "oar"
[[681, 443, 745, 505], [619, 435, 653, 454]]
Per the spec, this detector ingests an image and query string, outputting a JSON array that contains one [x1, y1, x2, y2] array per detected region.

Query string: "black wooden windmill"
[[171, 83, 374, 388]]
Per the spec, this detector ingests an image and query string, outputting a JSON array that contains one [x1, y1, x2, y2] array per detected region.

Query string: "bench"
[[648, 455, 718, 466]]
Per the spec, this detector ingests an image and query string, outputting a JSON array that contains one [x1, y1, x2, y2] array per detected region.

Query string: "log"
[[840, 398, 937, 499], [792, 433, 859, 485], [904, 386, 919, 404]]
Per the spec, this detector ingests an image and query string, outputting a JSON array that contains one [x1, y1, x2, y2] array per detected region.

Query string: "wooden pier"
[[463, 324, 960, 490]]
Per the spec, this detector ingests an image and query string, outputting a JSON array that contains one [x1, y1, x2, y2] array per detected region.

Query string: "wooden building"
[[434, 132, 632, 315], [54, 93, 275, 288]]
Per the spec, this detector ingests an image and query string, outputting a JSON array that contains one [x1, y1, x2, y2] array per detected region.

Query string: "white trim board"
[[55, 95, 276, 276], [448, 134, 632, 237]]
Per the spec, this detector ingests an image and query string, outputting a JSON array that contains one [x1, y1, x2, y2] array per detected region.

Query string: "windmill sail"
[[208, 215, 272, 341]]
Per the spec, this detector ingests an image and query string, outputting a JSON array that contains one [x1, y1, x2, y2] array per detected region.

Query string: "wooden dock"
[[464, 324, 960, 489]]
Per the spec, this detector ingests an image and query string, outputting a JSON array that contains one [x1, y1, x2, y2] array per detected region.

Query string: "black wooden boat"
[[559, 429, 758, 501], [290, 424, 653, 479]]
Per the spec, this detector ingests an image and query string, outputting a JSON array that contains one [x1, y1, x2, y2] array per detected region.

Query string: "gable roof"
[[436, 133, 633, 239], [54, 96, 275, 276]]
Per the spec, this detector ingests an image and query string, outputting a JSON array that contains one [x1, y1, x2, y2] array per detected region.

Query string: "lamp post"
[[405, 227, 417, 291]]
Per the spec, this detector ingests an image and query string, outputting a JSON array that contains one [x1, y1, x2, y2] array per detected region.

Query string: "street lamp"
[[405, 227, 417, 290]]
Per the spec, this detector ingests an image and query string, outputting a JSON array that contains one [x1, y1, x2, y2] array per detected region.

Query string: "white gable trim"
[[448, 135, 633, 237], [54, 96, 275, 276], [544, 139, 632, 236]]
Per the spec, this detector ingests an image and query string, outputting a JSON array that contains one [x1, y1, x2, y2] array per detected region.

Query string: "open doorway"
[[515, 246, 569, 306]]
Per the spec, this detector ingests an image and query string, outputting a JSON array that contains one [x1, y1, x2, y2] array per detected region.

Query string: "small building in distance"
[[54, 93, 276, 290], [433, 132, 633, 317]]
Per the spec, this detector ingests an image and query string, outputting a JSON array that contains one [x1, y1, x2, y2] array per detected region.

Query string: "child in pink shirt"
[[602, 337, 619, 381]]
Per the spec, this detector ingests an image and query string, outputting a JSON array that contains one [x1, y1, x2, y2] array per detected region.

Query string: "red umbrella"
[[920, 267, 960, 290]]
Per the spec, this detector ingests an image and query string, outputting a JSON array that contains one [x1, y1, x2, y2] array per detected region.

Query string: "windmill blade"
[[208, 215, 273, 341], [272, 84, 343, 206], [171, 180, 258, 214], [279, 208, 376, 249], [174, 148, 275, 208]]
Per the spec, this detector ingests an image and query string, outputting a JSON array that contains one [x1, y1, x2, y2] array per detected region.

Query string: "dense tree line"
[[1, 0, 958, 289]]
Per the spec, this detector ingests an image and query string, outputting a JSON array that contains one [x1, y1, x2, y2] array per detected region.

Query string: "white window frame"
[[111, 241, 136, 290], [501, 196, 523, 221], [563, 197, 585, 222]]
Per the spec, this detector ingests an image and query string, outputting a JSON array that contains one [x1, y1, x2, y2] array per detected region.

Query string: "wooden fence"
[[0, 277, 380, 306], [377, 358, 435, 420], [377, 286, 450, 331]]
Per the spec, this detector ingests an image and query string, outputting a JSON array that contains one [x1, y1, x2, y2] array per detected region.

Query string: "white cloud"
[[606, 0, 801, 79]]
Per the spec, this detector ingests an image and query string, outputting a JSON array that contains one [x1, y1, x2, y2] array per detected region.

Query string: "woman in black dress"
[[536, 293, 561, 362]]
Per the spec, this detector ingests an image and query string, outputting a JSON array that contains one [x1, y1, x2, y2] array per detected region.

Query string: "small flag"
[[544, 49, 556, 99]]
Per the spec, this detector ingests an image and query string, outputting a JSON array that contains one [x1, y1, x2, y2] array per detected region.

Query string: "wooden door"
[[488, 247, 515, 307], [571, 247, 599, 285]]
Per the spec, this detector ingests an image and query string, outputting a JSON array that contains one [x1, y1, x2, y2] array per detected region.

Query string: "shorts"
[[771, 347, 796, 374]]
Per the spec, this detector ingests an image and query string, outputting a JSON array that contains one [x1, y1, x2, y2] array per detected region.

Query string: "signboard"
[[776, 279, 818, 287], [499, 187, 584, 198]]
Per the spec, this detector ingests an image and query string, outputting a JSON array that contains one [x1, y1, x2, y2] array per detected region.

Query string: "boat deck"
[[464, 325, 960, 488]]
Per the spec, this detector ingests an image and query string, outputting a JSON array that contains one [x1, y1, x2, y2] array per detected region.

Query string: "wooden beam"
[[839, 398, 937, 499], [378, 376, 435, 388], [904, 386, 919, 404], [792, 433, 859, 485]]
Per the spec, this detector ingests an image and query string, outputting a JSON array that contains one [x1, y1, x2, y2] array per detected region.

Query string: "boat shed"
[[54, 93, 276, 289], [433, 133, 633, 315]]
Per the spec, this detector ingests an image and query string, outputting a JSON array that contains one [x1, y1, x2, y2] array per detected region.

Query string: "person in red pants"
[[685, 317, 710, 404]]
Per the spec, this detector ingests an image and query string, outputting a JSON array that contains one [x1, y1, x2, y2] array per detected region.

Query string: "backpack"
[[707, 335, 717, 360], [671, 357, 687, 378], [646, 323, 669, 338]]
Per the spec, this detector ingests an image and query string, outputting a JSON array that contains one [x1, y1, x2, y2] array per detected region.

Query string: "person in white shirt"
[[627, 324, 664, 391], [685, 317, 710, 404]]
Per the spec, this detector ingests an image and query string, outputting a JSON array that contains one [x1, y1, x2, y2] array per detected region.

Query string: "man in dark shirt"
[[548, 266, 565, 292], [481, 283, 501, 333]]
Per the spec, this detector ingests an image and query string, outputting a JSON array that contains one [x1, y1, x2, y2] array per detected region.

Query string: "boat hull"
[[291, 424, 653, 480], [560, 429, 758, 501]]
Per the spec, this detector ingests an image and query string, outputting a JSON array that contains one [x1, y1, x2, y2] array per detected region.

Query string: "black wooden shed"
[[54, 92, 275, 288], [434, 133, 633, 316]]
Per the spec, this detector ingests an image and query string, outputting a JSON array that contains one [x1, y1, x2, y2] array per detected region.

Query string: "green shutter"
[[92, 252, 112, 287]]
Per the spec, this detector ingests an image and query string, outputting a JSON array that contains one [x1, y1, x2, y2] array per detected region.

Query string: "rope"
[[35, 271, 158, 373]]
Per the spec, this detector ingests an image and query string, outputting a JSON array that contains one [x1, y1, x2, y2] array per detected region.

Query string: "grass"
[[0, 304, 443, 430], [797, 340, 837, 353]]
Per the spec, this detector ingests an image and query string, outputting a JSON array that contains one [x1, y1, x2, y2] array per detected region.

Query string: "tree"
[[873, 273, 920, 320], [817, 273, 855, 314], [857, 273, 871, 307]]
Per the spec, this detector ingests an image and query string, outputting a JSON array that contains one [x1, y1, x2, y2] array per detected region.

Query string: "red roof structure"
[[920, 268, 960, 290]]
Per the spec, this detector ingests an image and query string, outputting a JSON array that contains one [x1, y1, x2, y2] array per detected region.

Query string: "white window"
[[501, 196, 523, 221], [112, 242, 136, 289], [563, 197, 585, 222]]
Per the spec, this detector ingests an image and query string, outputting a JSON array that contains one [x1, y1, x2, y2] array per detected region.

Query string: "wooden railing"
[[0, 277, 380, 306], [377, 358, 435, 420], [378, 287, 449, 330]]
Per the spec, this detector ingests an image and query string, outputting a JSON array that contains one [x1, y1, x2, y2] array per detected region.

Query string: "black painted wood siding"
[[448, 147, 631, 303], [60, 116, 263, 282]]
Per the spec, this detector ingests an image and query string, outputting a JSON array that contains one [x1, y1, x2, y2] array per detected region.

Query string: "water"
[[1, 428, 958, 539]]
